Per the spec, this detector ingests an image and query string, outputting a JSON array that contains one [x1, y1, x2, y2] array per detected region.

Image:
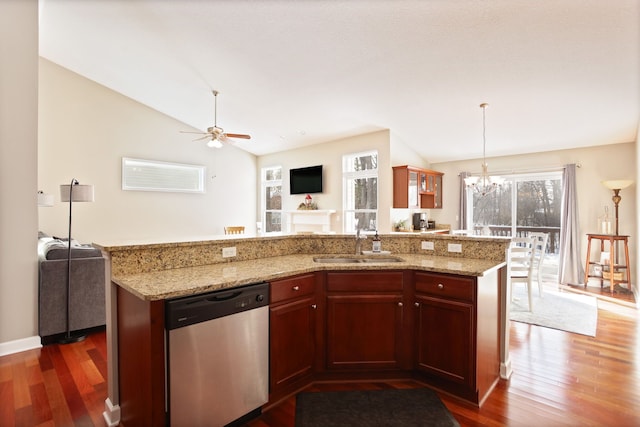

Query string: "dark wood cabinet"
[[269, 273, 319, 398], [414, 274, 474, 388], [392, 165, 444, 209], [413, 271, 499, 405], [113, 266, 502, 423], [325, 271, 407, 370]]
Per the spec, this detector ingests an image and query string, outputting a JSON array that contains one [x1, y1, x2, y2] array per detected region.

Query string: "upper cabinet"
[[392, 166, 443, 209]]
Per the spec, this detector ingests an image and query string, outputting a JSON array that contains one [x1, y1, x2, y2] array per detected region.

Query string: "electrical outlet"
[[421, 241, 434, 250], [447, 243, 462, 253], [222, 246, 237, 258]]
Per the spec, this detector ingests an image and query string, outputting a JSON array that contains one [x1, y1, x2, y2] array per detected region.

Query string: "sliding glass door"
[[468, 172, 562, 280]]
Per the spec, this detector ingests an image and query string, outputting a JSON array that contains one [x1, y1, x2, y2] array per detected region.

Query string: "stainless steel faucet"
[[355, 228, 367, 254]]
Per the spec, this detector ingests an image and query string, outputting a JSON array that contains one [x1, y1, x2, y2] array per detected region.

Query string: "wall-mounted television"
[[290, 165, 323, 194]]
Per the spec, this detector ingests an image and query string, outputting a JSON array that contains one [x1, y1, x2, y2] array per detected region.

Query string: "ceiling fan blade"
[[180, 130, 208, 135], [225, 133, 251, 140], [193, 135, 212, 141]]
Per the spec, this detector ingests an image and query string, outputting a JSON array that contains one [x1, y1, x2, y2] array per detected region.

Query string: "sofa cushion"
[[38, 237, 102, 260]]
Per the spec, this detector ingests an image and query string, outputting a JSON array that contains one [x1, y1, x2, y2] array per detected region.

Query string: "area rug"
[[510, 286, 598, 336], [295, 388, 460, 427]]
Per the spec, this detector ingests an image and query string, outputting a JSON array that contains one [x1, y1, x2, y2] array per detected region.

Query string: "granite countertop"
[[113, 253, 506, 301]]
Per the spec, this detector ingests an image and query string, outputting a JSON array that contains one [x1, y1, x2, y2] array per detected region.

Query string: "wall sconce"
[[37, 191, 54, 207]]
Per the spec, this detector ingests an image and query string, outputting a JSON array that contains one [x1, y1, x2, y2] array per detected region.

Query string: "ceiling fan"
[[181, 90, 251, 148]]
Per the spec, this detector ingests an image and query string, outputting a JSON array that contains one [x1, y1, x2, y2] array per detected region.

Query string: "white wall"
[[636, 122, 639, 295], [38, 59, 258, 243], [0, 0, 39, 345], [257, 130, 395, 233], [389, 132, 433, 228], [431, 142, 637, 288], [389, 131, 429, 168]]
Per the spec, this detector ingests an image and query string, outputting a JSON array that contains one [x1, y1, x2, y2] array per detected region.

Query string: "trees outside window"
[[471, 172, 562, 254], [343, 151, 378, 233], [262, 166, 282, 233]]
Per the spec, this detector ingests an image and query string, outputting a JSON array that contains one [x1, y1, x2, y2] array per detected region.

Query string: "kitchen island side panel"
[[117, 286, 165, 427]]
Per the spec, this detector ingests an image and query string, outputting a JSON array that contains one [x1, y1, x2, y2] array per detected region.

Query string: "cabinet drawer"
[[415, 272, 475, 302], [270, 274, 315, 304], [326, 271, 403, 292]]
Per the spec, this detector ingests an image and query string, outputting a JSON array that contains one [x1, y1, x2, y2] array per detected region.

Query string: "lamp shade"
[[602, 180, 634, 190], [37, 191, 54, 207], [60, 184, 95, 202]]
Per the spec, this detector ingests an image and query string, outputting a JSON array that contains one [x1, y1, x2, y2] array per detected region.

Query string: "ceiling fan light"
[[207, 138, 223, 149]]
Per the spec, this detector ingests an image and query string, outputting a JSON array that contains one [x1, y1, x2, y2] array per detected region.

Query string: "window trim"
[[342, 150, 379, 234], [121, 157, 206, 193], [261, 165, 283, 235]]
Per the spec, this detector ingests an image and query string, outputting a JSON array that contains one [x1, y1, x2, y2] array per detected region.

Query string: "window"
[[261, 166, 282, 234], [342, 150, 378, 233], [468, 171, 562, 281], [122, 157, 206, 193]]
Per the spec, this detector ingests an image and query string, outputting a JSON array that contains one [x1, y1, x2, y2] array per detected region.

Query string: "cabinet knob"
[[292, 285, 300, 291], [398, 302, 403, 307], [437, 283, 444, 289], [311, 304, 317, 309], [414, 302, 420, 307]]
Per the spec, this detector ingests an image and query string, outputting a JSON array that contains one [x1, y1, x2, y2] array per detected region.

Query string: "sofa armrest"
[[38, 256, 106, 338]]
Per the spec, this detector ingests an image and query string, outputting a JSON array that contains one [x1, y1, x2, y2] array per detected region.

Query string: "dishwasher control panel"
[[165, 282, 269, 330]]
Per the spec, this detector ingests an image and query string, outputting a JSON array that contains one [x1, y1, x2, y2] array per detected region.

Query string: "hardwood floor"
[[565, 282, 636, 304], [0, 332, 107, 427], [1, 299, 638, 426]]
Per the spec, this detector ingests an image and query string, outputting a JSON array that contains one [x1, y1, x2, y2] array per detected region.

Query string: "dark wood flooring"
[[0, 294, 637, 426]]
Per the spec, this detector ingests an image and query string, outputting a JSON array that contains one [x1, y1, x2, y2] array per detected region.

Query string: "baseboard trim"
[[500, 357, 513, 379], [0, 335, 42, 357], [103, 398, 121, 427]]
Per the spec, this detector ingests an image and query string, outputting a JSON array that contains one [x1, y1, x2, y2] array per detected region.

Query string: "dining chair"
[[528, 231, 549, 297], [224, 226, 245, 235], [509, 236, 536, 312]]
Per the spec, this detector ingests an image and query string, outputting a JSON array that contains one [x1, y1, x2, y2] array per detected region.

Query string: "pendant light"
[[464, 103, 504, 196]]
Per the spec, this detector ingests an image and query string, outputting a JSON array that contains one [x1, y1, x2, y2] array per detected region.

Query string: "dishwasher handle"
[[166, 282, 269, 330], [206, 290, 242, 302]]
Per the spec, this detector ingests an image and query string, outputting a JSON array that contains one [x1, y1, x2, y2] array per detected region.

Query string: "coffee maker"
[[412, 213, 427, 231]]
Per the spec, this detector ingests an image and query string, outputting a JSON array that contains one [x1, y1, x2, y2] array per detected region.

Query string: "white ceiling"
[[38, 0, 639, 163]]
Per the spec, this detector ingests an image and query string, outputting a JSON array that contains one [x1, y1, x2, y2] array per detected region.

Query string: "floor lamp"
[[602, 180, 633, 236], [59, 179, 95, 344], [601, 180, 633, 268]]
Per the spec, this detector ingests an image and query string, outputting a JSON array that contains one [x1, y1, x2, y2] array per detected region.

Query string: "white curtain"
[[558, 164, 584, 285]]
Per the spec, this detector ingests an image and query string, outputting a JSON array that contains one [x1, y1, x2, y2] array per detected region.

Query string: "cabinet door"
[[326, 293, 404, 370], [393, 166, 421, 209], [270, 296, 317, 391], [408, 170, 419, 208], [414, 293, 474, 388], [433, 174, 442, 208], [420, 173, 443, 209]]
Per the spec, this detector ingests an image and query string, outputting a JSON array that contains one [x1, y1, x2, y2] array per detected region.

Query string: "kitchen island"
[[95, 233, 511, 427]]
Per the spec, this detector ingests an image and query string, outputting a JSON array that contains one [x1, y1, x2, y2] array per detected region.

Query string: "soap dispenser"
[[372, 230, 381, 253]]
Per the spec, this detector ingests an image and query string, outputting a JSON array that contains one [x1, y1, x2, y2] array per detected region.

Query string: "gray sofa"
[[38, 233, 106, 342]]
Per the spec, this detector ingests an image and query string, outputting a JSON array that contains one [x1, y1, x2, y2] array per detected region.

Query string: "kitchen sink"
[[313, 257, 362, 263], [359, 257, 403, 263], [313, 256, 404, 263]]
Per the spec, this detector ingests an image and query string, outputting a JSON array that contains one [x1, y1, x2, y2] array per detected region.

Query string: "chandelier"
[[464, 103, 504, 196]]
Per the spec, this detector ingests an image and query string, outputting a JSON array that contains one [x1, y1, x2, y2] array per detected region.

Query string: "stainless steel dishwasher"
[[165, 282, 269, 427]]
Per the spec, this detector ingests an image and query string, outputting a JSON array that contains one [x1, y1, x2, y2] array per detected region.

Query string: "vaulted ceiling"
[[39, 0, 639, 163]]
